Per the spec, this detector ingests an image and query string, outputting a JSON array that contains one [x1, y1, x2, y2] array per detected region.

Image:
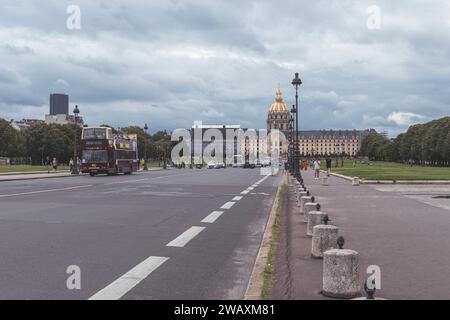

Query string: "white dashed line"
[[88, 256, 169, 300], [166, 226, 205, 247], [247, 187, 254, 191], [221, 202, 236, 209], [201, 211, 224, 223], [232, 196, 243, 201], [241, 190, 249, 195]]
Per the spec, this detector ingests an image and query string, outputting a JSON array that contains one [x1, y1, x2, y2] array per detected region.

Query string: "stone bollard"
[[303, 202, 320, 223], [300, 195, 313, 214], [297, 191, 308, 206], [311, 224, 338, 258], [307, 211, 328, 236], [322, 237, 360, 299], [321, 176, 328, 186], [352, 177, 360, 186]]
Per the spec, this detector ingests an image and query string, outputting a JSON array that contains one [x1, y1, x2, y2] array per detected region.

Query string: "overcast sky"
[[0, 0, 449, 136]]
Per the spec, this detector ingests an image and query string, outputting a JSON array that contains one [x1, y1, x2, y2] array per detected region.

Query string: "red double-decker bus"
[[81, 126, 139, 176]]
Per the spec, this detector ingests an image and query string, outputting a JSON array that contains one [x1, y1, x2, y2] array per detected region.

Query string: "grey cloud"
[[0, 0, 449, 136]]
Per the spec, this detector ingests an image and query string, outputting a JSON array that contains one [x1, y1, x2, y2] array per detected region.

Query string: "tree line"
[[359, 116, 450, 166], [0, 118, 172, 165]]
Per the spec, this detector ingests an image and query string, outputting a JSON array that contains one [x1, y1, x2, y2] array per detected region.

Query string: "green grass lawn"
[[330, 160, 450, 181], [0, 165, 69, 173]]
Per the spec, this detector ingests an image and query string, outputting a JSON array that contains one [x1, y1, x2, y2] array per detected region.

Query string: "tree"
[[0, 119, 27, 157]]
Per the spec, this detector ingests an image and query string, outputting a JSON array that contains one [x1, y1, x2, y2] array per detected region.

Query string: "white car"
[[207, 161, 216, 169]]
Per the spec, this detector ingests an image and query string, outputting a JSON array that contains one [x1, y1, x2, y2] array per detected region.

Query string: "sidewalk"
[[272, 169, 450, 300]]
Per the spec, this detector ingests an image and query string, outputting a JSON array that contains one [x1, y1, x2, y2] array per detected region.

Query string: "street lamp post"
[[143, 123, 149, 171], [288, 114, 294, 173], [291, 73, 302, 180], [290, 105, 296, 175], [72, 105, 80, 174]]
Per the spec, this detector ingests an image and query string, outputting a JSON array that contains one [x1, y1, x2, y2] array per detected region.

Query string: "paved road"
[[275, 170, 450, 300], [0, 168, 281, 299]]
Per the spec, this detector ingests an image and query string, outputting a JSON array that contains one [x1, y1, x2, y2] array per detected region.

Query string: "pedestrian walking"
[[313, 159, 321, 180], [326, 157, 332, 176], [69, 158, 74, 172], [46, 156, 51, 173], [76, 157, 81, 174], [52, 158, 58, 172]]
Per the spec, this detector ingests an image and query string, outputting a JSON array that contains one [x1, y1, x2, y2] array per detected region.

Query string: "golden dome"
[[269, 85, 289, 113]]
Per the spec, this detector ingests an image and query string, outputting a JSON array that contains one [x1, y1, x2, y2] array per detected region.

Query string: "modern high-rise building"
[[49, 94, 69, 115], [45, 93, 83, 125]]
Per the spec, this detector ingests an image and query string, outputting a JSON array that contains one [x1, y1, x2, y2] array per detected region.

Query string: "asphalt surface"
[[0, 168, 281, 299], [273, 170, 450, 300]]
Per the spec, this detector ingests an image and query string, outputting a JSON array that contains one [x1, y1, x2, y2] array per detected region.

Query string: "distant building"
[[265, 86, 377, 157], [21, 119, 44, 127], [189, 124, 268, 164], [10, 121, 30, 131], [297, 129, 376, 157], [45, 93, 83, 125], [49, 94, 69, 115]]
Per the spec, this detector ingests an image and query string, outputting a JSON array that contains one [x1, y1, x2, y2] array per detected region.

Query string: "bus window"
[[82, 150, 108, 163], [82, 128, 107, 140]]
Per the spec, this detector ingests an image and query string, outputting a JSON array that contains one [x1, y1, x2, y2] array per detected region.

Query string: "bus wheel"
[[89, 172, 96, 177]]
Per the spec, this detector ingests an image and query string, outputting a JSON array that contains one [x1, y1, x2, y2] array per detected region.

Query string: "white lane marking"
[[166, 226, 205, 247], [201, 211, 224, 223], [0, 185, 93, 198], [247, 187, 254, 191], [88, 256, 169, 300], [232, 196, 243, 201], [256, 175, 270, 184], [241, 190, 249, 195], [106, 178, 148, 185], [220, 201, 236, 209]]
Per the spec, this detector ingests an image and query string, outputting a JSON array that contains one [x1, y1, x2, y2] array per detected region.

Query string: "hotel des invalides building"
[[266, 86, 375, 160], [190, 86, 376, 163]]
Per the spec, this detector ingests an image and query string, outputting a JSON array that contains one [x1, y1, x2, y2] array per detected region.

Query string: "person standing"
[[326, 157, 332, 176], [46, 156, 51, 173], [313, 159, 321, 180], [69, 158, 74, 172], [76, 157, 81, 174], [52, 157, 58, 172]]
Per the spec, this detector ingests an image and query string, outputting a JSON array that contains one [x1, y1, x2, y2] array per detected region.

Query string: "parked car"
[[207, 161, 216, 169], [244, 161, 255, 169], [195, 163, 203, 169]]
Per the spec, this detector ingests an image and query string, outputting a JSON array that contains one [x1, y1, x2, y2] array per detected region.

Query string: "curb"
[[0, 174, 76, 182], [322, 171, 450, 185], [244, 173, 286, 300], [0, 167, 165, 182], [0, 170, 70, 176]]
